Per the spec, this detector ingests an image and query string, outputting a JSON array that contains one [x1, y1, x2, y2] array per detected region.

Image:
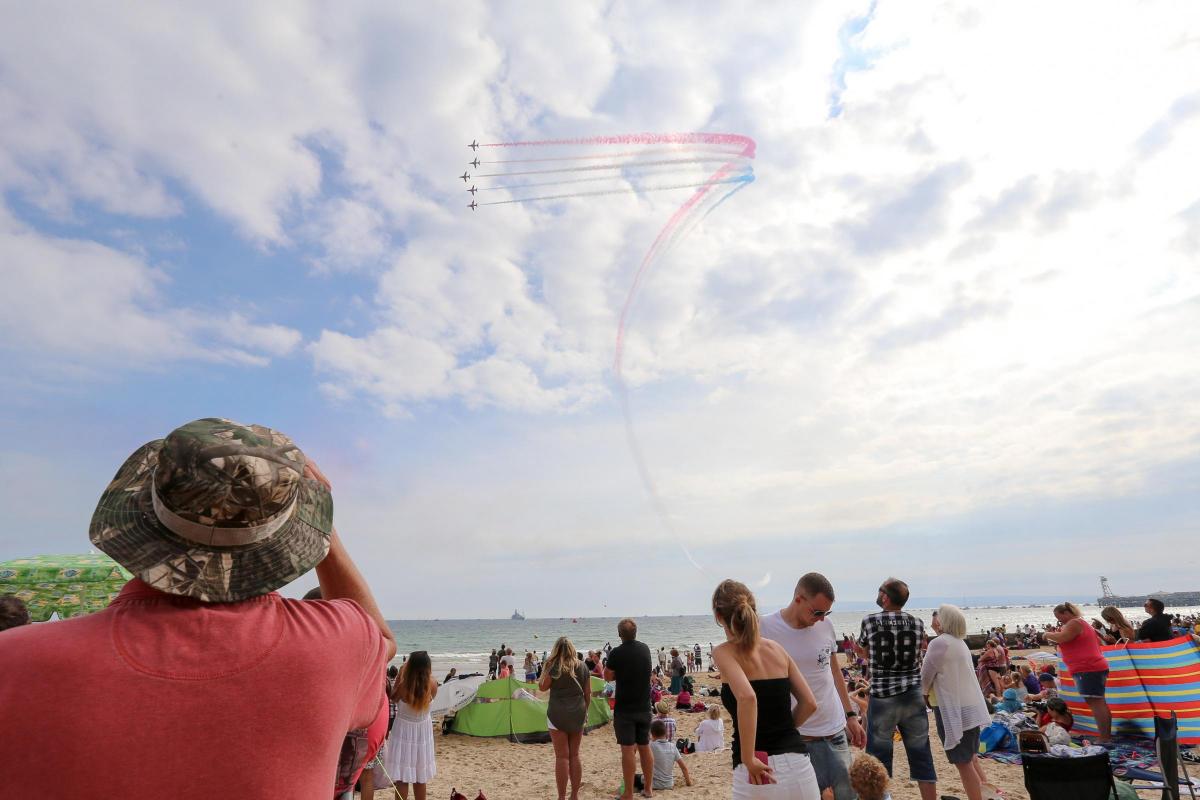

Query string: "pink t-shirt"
[[0, 579, 388, 799]]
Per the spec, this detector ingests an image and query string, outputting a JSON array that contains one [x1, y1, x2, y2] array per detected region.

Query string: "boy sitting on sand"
[[653, 701, 678, 741], [849, 752, 891, 800], [649, 719, 693, 790]]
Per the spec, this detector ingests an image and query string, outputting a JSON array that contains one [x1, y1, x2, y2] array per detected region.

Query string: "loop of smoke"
[[474, 134, 767, 590]]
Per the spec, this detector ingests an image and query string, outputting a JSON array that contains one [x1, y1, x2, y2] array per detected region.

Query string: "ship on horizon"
[[511, 609, 525, 621], [1098, 576, 1200, 608]]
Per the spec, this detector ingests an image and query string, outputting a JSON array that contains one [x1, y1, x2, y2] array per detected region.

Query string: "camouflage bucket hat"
[[89, 418, 333, 603]]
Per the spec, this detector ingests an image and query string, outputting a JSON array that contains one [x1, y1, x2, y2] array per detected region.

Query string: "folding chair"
[[1022, 752, 1117, 800], [1129, 712, 1200, 799]]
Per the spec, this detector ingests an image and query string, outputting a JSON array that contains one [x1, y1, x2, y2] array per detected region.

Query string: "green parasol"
[[0, 553, 132, 621]]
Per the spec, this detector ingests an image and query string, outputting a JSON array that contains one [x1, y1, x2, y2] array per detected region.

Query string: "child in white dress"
[[694, 705, 725, 752]]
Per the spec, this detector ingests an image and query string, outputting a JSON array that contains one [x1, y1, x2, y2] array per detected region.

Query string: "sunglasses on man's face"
[[800, 595, 832, 618]]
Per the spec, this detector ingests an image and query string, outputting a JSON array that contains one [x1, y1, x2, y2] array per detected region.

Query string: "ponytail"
[[712, 579, 760, 652]]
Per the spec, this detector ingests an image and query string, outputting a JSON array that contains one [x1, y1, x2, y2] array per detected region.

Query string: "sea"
[[388, 603, 1200, 678]]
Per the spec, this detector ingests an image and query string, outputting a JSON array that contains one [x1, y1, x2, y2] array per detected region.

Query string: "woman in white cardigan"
[[921, 605, 996, 800]]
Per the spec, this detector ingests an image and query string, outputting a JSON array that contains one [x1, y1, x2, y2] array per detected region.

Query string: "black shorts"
[[613, 711, 652, 746]]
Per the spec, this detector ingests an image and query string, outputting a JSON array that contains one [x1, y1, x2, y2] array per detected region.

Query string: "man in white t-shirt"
[[500, 648, 517, 675], [761, 572, 866, 800]]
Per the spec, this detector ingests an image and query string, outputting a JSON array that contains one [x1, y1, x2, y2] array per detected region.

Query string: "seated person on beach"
[[996, 688, 1023, 713], [653, 700, 678, 741], [848, 752, 892, 800], [694, 706, 724, 752], [675, 688, 692, 710], [1040, 697, 1073, 744], [649, 719, 693, 790], [1025, 672, 1058, 702], [1009, 671, 1029, 703]]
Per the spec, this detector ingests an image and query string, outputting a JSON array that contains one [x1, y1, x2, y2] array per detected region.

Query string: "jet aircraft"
[[470, 158, 480, 168], [468, 200, 478, 210], [460, 171, 470, 182], [468, 185, 477, 195], [468, 140, 479, 151]]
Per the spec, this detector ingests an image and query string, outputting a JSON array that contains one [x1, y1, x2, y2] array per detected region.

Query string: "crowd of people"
[[1, 417, 1198, 800]]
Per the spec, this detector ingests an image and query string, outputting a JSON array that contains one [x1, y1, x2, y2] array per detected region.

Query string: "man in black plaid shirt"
[[855, 577, 937, 800]]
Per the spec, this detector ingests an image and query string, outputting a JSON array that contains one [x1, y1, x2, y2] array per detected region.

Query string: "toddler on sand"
[[849, 752, 891, 800]]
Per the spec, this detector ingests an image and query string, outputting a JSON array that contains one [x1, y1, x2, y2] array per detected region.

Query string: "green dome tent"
[[0, 554, 131, 621], [449, 675, 612, 743]]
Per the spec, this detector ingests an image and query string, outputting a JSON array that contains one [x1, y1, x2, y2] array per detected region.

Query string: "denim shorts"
[[804, 731, 854, 800], [1073, 669, 1109, 698]]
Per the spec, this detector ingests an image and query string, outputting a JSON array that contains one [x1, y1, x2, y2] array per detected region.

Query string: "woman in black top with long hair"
[[711, 579, 820, 799]]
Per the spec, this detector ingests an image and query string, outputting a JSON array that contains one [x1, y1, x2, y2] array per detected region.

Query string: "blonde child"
[[694, 705, 724, 752]]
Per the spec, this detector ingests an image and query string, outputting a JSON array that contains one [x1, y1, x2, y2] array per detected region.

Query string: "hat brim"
[[89, 440, 333, 603]]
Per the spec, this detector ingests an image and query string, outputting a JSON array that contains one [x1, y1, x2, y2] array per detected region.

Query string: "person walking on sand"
[[605, 618, 656, 799], [921, 605, 996, 800], [711, 579, 820, 799], [854, 577, 937, 800], [760, 572, 866, 800], [386, 651, 438, 800], [539, 636, 591, 800]]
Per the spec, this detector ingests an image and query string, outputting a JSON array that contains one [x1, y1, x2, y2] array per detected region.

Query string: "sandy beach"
[[364, 665, 1038, 800]]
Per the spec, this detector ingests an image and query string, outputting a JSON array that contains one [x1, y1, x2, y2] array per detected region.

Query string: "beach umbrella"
[[0, 553, 132, 621]]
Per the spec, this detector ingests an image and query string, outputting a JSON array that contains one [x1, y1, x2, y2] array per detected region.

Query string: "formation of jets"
[[463, 141, 482, 208]]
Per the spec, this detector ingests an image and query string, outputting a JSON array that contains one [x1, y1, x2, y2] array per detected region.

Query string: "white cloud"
[[0, 209, 300, 367]]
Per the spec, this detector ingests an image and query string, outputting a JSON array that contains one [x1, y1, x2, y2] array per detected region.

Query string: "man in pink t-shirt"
[[0, 418, 397, 799]]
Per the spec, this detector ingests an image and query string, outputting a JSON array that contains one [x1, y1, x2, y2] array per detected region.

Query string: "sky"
[[2, 2, 1199, 619]]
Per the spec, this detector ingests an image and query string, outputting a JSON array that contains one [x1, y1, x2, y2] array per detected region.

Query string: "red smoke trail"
[[482, 133, 757, 577]]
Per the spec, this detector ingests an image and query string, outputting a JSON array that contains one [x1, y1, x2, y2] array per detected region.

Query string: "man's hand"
[[847, 714, 866, 748], [304, 459, 331, 490]]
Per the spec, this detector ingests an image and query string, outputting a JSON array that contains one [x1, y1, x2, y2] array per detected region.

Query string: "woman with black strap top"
[[711, 579, 820, 799]]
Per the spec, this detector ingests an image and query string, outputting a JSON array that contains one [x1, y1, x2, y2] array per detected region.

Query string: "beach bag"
[[979, 721, 1012, 753], [676, 737, 695, 754]]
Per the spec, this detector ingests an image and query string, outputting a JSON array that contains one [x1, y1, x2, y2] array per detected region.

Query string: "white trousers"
[[731, 752, 820, 800]]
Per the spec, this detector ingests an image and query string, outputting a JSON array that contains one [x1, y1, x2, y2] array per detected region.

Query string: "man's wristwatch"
[[845, 710, 859, 719]]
